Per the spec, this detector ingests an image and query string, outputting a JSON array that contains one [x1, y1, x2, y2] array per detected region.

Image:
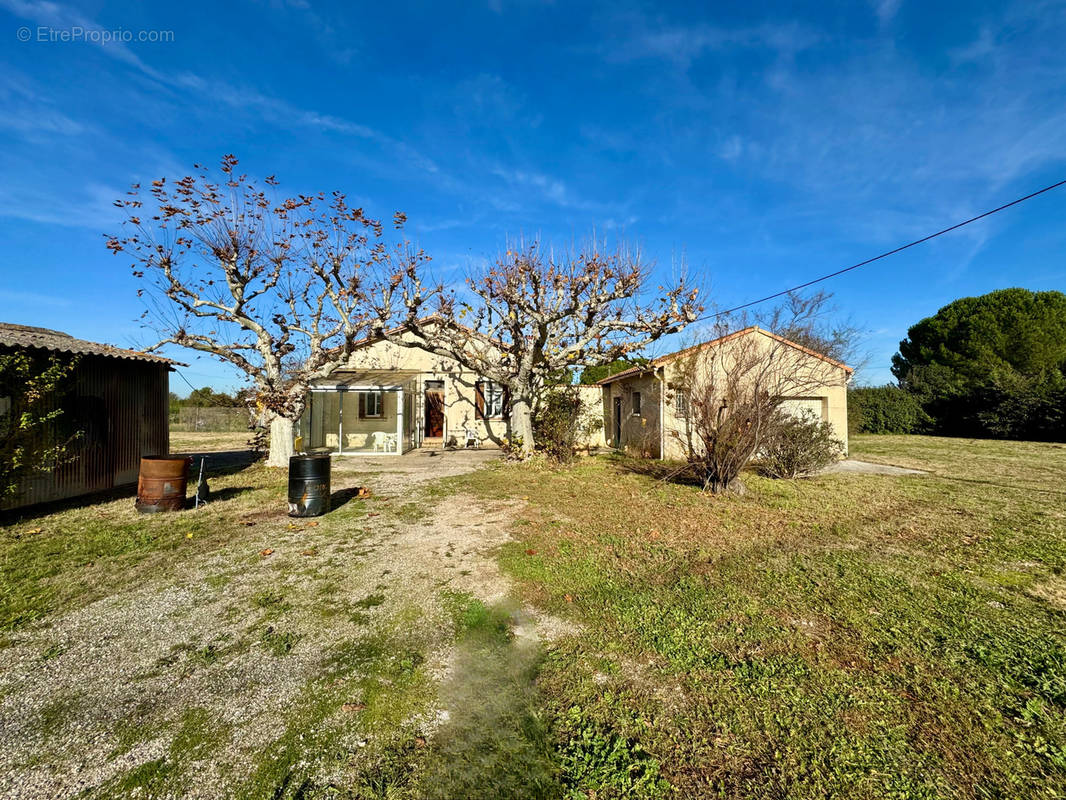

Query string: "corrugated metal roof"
[[0, 322, 182, 366]]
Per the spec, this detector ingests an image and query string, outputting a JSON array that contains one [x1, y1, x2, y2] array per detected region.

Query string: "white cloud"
[[873, 0, 902, 26], [0, 0, 167, 80], [602, 18, 822, 69], [0, 180, 127, 229], [718, 135, 744, 162], [489, 165, 613, 213]]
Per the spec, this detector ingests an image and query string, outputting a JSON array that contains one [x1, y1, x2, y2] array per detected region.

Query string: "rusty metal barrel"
[[288, 454, 331, 517], [135, 456, 191, 513]]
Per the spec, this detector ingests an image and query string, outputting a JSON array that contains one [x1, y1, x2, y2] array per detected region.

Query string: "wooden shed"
[[0, 323, 176, 511]]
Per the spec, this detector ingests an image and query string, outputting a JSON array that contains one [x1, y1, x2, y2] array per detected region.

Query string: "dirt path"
[[822, 458, 927, 476], [0, 450, 561, 799]]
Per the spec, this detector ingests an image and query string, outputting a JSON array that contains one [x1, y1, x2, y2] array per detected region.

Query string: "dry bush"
[[758, 409, 844, 478], [670, 293, 853, 493]]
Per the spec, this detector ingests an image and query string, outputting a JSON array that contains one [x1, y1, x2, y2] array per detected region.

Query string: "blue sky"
[[1, 0, 1064, 392]]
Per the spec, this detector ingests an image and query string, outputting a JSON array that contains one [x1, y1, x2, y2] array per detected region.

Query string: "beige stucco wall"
[[602, 372, 663, 458], [605, 329, 850, 461], [573, 385, 608, 451], [317, 331, 510, 448]]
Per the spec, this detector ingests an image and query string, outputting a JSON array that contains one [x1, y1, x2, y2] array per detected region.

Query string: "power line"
[[697, 177, 1066, 322], [172, 368, 199, 394]]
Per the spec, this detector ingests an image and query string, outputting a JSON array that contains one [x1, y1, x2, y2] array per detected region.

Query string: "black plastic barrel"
[[288, 454, 331, 517]]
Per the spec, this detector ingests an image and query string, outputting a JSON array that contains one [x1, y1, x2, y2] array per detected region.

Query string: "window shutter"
[[358, 392, 366, 419], [475, 382, 485, 420], [502, 386, 511, 417]]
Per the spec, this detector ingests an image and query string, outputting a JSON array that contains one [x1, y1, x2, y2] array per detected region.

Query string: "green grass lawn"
[[1, 435, 1063, 798], [443, 434, 1066, 799]]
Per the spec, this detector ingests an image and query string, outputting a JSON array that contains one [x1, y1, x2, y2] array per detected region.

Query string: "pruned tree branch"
[[371, 238, 702, 455], [107, 155, 410, 464]]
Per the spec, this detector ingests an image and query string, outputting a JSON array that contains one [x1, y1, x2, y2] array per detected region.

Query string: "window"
[[362, 391, 383, 418], [477, 381, 507, 419], [484, 382, 505, 418], [675, 390, 689, 418], [632, 391, 642, 416]]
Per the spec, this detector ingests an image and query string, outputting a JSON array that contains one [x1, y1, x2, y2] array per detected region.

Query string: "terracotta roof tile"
[[596, 326, 852, 385]]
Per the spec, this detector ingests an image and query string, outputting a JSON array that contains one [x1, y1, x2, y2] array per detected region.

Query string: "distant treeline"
[[169, 387, 250, 432], [850, 288, 1066, 441]]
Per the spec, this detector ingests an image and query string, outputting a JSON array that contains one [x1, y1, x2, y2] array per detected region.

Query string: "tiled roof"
[[596, 326, 853, 385], [353, 315, 510, 352], [0, 323, 181, 366]]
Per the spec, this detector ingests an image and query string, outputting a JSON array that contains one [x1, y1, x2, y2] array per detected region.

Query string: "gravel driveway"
[[0, 448, 561, 799]]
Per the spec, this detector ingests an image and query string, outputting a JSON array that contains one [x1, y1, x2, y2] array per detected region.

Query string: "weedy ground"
[[0, 441, 557, 799], [440, 434, 1066, 799], [0, 434, 1063, 798]]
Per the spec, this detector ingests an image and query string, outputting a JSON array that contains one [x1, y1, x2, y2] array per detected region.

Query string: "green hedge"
[[848, 386, 930, 435]]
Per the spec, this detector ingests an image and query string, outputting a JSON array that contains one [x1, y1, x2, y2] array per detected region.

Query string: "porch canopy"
[[298, 370, 419, 455]]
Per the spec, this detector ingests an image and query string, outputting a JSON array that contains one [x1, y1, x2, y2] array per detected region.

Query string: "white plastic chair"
[[464, 428, 480, 448]]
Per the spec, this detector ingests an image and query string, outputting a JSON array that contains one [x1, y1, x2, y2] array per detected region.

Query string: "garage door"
[[780, 396, 826, 421]]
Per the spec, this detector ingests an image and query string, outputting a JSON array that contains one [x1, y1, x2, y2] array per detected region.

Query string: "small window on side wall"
[[675, 390, 689, 418], [632, 391, 642, 416]]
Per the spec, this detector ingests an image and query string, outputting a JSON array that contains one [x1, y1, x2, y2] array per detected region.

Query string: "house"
[[295, 323, 512, 454], [0, 323, 175, 510], [293, 323, 849, 459], [596, 326, 852, 460]]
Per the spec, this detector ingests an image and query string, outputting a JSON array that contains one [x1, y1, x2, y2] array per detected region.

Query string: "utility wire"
[[172, 368, 199, 394], [696, 178, 1066, 322]]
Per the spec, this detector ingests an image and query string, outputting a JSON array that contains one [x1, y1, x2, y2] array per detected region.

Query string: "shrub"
[[848, 385, 930, 434], [0, 351, 80, 501], [533, 387, 586, 463], [973, 368, 1066, 441], [759, 410, 845, 478]]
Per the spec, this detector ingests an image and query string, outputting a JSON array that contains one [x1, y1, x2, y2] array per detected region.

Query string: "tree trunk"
[[705, 474, 746, 495], [509, 396, 535, 457], [266, 416, 296, 468]]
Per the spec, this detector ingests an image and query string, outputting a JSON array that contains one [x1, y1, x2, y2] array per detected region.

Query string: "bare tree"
[[373, 240, 701, 456], [670, 293, 853, 493], [107, 155, 414, 466], [773, 290, 867, 376]]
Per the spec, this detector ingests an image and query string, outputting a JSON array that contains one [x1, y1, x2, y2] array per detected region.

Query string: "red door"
[[425, 390, 444, 437]]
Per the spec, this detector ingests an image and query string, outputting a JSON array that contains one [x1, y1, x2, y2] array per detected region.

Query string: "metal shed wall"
[[2, 353, 170, 511]]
